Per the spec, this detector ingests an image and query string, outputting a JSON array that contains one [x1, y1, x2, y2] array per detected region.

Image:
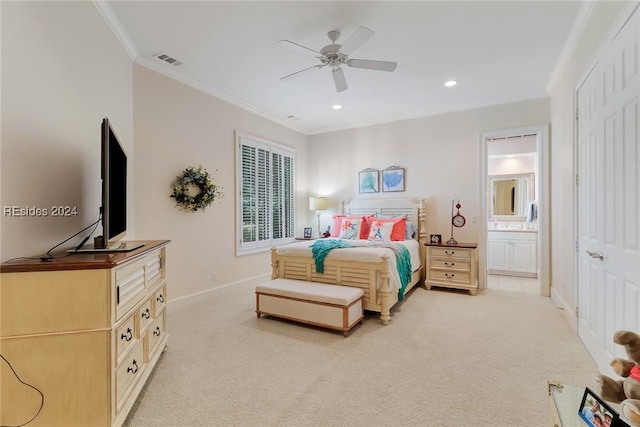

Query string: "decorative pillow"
[[338, 218, 363, 239], [331, 214, 372, 239], [368, 217, 407, 241], [368, 221, 394, 241], [405, 221, 417, 239]]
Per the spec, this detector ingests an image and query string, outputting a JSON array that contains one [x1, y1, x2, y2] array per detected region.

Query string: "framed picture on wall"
[[382, 166, 405, 192], [359, 169, 379, 193]]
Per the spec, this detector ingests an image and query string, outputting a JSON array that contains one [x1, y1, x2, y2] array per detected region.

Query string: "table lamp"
[[308, 196, 328, 237]]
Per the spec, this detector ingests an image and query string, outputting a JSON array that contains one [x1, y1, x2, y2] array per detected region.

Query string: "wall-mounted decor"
[[359, 168, 379, 193], [382, 166, 405, 192], [170, 165, 223, 213]]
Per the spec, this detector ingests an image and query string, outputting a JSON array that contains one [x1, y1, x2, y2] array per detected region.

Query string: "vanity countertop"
[[488, 228, 537, 233]]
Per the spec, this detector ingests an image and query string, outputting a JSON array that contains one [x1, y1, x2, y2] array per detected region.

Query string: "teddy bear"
[[595, 330, 640, 426]]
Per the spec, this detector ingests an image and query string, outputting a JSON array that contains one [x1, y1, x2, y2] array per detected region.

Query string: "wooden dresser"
[[0, 240, 169, 427], [424, 242, 478, 295]]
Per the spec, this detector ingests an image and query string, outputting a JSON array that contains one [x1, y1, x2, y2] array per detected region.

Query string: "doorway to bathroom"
[[479, 125, 549, 296]]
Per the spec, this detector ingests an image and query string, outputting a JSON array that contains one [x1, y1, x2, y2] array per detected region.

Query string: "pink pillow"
[[368, 217, 407, 241], [331, 215, 371, 239]]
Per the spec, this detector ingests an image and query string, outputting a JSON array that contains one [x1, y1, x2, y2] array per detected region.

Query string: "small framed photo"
[[430, 234, 442, 244], [303, 227, 312, 239], [382, 166, 405, 192], [359, 169, 379, 193], [578, 387, 620, 427]]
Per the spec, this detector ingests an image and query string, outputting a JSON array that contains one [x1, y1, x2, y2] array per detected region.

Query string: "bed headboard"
[[342, 198, 427, 242]]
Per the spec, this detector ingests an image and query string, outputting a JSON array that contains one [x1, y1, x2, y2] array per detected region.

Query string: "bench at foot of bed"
[[255, 278, 364, 337]]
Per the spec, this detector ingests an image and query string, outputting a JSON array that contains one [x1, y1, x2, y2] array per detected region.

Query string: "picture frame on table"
[[578, 387, 624, 426], [382, 166, 405, 192], [303, 227, 312, 239], [430, 234, 442, 244], [359, 169, 379, 193]]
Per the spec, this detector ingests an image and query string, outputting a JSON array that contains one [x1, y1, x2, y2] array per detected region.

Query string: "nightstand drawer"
[[430, 259, 470, 271], [430, 247, 471, 259], [429, 270, 470, 283]]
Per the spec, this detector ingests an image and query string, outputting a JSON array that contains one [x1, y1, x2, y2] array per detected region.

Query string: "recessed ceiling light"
[[332, 104, 342, 110], [444, 80, 457, 87]]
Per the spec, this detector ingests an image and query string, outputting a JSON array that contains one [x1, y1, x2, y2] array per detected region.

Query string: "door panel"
[[577, 7, 640, 374]]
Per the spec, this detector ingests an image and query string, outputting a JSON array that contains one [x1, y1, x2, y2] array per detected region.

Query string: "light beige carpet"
[[124, 282, 598, 427]]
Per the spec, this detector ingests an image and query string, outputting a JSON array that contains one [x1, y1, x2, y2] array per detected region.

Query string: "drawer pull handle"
[[445, 251, 455, 255], [445, 273, 455, 279], [444, 262, 455, 267], [127, 360, 139, 374], [121, 328, 133, 342], [153, 326, 161, 337], [141, 308, 150, 320], [157, 294, 164, 303]]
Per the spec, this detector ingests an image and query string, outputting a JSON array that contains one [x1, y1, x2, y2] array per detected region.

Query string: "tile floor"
[[486, 274, 539, 295]]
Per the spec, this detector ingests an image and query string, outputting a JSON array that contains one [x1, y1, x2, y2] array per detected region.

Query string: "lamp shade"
[[309, 196, 328, 211]]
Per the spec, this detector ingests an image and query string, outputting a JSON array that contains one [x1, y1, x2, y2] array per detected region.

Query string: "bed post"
[[379, 254, 391, 325], [418, 198, 427, 244], [270, 247, 279, 279]]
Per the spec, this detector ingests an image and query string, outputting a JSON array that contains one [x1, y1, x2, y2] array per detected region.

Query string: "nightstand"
[[424, 242, 478, 295]]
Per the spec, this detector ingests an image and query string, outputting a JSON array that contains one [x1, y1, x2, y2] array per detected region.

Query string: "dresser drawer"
[[147, 310, 166, 359], [139, 298, 153, 333], [428, 269, 471, 284], [116, 339, 145, 413], [154, 285, 167, 316], [116, 312, 137, 361], [430, 259, 470, 271], [430, 247, 471, 259]]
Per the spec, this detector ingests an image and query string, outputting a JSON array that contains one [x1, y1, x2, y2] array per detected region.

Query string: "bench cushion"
[[255, 278, 364, 306]]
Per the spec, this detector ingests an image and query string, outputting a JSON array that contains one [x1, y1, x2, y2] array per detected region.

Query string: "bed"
[[270, 198, 427, 324]]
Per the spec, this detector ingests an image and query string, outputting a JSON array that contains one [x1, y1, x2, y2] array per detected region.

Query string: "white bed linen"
[[276, 239, 421, 293]]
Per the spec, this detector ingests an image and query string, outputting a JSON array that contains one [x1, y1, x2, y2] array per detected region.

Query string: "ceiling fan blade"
[[339, 26, 374, 55], [278, 39, 320, 56], [280, 64, 324, 81], [347, 58, 397, 72], [332, 67, 348, 92]]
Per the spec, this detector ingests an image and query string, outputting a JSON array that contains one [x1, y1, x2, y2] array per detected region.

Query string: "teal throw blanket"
[[309, 239, 412, 300]]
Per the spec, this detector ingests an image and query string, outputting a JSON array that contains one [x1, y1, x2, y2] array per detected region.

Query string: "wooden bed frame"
[[270, 198, 427, 324]]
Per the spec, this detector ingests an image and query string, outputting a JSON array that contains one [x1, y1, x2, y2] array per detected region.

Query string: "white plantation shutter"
[[237, 133, 295, 253]]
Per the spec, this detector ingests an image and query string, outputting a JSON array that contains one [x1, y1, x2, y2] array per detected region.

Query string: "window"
[[236, 132, 296, 253]]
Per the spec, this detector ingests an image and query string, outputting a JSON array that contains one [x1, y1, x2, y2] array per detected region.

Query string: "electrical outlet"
[[211, 272, 217, 281], [471, 215, 478, 223]]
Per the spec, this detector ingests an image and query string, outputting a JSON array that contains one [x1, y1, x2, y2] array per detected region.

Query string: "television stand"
[[68, 241, 144, 253]]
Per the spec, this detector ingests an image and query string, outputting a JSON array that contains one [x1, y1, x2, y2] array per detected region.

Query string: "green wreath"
[[170, 166, 223, 213]]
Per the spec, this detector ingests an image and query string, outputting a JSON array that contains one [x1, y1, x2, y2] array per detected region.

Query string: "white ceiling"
[[102, 1, 585, 135]]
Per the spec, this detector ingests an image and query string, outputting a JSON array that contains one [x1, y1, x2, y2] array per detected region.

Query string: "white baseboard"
[[167, 273, 271, 313]]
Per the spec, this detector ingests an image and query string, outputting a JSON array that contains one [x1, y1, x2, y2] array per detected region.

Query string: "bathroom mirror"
[[489, 173, 534, 220]]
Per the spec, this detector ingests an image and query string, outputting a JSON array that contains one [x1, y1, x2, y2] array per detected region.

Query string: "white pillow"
[[339, 218, 363, 239], [368, 221, 394, 241]]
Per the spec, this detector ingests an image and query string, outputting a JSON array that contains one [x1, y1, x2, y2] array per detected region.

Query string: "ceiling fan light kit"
[[279, 26, 397, 92]]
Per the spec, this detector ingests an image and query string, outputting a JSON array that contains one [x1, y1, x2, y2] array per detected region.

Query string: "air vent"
[[153, 52, 183, 67]]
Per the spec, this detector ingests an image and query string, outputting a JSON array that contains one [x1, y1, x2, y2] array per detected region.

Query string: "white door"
[[577, 7, 640, 372]]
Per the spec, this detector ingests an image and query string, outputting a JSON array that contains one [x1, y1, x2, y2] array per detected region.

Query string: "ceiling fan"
[[278, 26, 397, 92]]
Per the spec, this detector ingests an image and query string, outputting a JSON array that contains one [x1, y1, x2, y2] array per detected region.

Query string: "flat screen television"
[[99, 117, 128, 248], [74, 117, 141, 252]]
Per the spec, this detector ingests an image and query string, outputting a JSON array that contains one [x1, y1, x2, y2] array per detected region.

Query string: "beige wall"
[[306, 99, 550, 246], [1, 1, 134, 261], [549, 0, 631, 328], [132, 66, 308, 300]]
